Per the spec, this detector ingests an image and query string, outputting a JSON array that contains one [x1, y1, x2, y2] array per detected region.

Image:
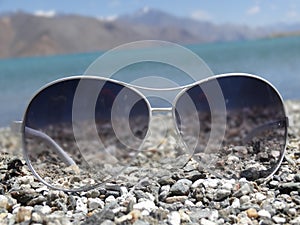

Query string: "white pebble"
[[75, 198, 87, 214], [272, 216, 286, 224], [40, 205, 51, 214], [255, 192, 266, 203], [88, 198, 104, 210], [258, 209, 271, 218], [232, 198, 240, 208], [167, 211, 181, 225], [133, 199, 157, 214], [105, 195, 116, 204], [200, 218, 217, 225], [120, 186, 128, 196]]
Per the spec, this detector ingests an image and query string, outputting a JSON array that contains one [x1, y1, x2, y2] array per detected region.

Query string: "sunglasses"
[[17, 73, 288, 192]]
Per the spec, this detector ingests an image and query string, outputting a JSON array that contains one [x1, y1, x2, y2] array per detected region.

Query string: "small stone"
[[11, 189, 39, 205], [39, 205, 51, 214], [233, 146, 248, 154], [214, 189, 231, 201], [185, 171, 205, 182], [200, 218, 217, 225], [76, 198, 88, 214], [120, 186, 128, 196], [269, 180, 279, 188], [290, 216, 300, 225], [272, 216, 286, 224], [279, 182, 300, 194], [133, 200, 157, 214], [105, 190, 120, 198], [16, 206, 33, 223], [288, 208, 297, 216], [227, 155, 239, 163], [86, 189, 100, 198], [19, 175, 34, 185], [246, 208, 258, 219], [170, 179, 192, 195], [27, 196, 47, 206], [158, 176, 175, 185], [294, 174, 300, 182], [184, 199, 194, 207], [31, 211, 45, 223], [240, 195, 251, 205], [231, 198, 240, 208], [88, 198, 104, 210], [159, 185, 170, 201], [133, 220, 150, 225], [258, 209, 271, 218], [105, 195, 116, 204], [273, 201, 286, 210], [167, 211, 181, 225], [255, 192, 266, 203], [0, 195, 8, 209], [233, 183, 253, 197], [105, 183, 121, 192], [165, 196, 188, 203], [179, 210, 191, 222], [101, 220, 115, 225]]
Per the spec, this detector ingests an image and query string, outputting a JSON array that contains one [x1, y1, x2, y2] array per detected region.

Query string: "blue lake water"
[[0, 36, 300, 126]]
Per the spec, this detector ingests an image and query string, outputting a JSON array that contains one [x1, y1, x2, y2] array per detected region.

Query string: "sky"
[[0, 0, 300, 26]]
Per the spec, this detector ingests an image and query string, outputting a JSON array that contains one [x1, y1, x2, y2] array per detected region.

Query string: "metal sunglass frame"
[[15, 73, 288, 192]]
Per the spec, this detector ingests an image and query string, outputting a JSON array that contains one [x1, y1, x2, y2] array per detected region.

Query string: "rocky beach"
[[0, 100, 300, 225]]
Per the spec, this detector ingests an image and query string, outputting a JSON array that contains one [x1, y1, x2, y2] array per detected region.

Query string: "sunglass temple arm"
[[11, 121, 79, 173]]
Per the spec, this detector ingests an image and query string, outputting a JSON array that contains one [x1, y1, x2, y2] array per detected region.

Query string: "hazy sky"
[[1, 0, 300, 26]]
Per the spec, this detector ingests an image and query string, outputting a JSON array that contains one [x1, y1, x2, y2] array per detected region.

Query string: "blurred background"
[[0, 0, 300, 126]]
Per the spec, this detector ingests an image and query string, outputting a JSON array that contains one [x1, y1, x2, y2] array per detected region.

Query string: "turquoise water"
[[0, 36, 300, 126]]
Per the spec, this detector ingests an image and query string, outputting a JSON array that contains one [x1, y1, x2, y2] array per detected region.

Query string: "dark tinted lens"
[[175, 75, 287, 180], [23, 78, 150, 191]]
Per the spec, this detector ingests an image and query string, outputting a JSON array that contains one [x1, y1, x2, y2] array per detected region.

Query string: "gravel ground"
[[0, 100, 300, 225]]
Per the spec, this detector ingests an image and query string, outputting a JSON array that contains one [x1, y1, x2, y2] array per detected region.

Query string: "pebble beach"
[[0, 100, 300, 225]]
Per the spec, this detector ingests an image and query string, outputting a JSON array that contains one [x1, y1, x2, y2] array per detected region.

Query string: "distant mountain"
[[0, 9, 299, 58]]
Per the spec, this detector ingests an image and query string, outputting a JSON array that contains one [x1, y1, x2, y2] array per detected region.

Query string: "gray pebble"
[[232, 183, 253, 197], [214, 189, 231, 201], [170, 179, 192, 195]]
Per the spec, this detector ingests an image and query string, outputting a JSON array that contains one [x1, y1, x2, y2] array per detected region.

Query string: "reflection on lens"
[[175, 75, 287, 180], [24, 77, 150, 191]]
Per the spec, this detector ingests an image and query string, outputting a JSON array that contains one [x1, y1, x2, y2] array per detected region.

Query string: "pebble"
[[167, 211, 181, 225], [214, 189, 231, 201], [0, 195, 8, 209], [272, 215, 286, 224], [258, 209, 271, 218], [233, 183, 253, 197], [239, 195, 251, 204], [246, 208, 258, 218], [255, 192, 267, 203], [200, 218, 217, 225], [165, 196, 188, 203], [170, 179, 192, 195], [88, 198, 104, 210], [133, 200, 157, 214], [291, 216, 300, 225], [15, 206, 33, 223], [76, 198, 88, 214]]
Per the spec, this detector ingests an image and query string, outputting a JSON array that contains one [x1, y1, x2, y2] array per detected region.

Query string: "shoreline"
[[0, 100, 300, 224]]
